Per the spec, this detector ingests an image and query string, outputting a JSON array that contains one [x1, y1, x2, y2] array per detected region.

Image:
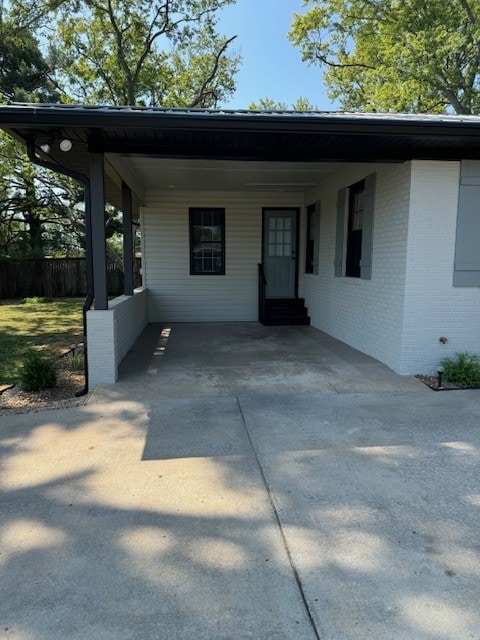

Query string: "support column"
[[122, 182, 134, 296], [90, 153, 108, 310]]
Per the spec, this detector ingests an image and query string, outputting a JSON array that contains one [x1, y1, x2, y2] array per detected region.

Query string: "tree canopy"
[[0, 0, 240, 258], [249, 97, 318, 111], [0, 13, 56, 103], [289, 0, 480, 114], [14, 0, 240, 107]]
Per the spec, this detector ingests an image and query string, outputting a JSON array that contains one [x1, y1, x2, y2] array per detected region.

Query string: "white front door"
[[263, 209, 297, 298]]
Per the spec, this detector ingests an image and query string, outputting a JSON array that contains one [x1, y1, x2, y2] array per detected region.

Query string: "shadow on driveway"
[[1, 330, 479, 639]]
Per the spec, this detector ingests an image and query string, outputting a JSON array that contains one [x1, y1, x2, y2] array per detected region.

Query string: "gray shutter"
[[360, 172, 376, 280], [334, 188, 346, 277], [313, 200, 321, 275], [453, 160, 480, 287]]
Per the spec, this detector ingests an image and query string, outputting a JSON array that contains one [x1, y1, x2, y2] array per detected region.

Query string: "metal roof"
[[1, 103, 480, 166], [3, 102, 480, 124]]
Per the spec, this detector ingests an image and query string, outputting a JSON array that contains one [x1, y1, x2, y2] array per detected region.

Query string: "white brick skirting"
[[87, 287, 148, 388]]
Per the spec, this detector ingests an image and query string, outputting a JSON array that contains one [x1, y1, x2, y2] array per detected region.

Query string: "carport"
[[1, 105, 480, 388]]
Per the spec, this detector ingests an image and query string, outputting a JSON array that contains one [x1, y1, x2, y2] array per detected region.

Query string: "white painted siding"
[[401, 160, 480, 374], [142, 191, 301, 322], [299, 163, 412, 372]]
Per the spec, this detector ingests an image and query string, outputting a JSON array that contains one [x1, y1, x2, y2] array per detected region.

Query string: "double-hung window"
[[189, 208, 225, 275], [345, 179, 365, 278], [305, 202, 320, 275], [334, 173, 376, 280]]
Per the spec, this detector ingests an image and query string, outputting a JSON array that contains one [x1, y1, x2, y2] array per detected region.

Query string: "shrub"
[[19, 351, 57, 392], [440, 352, 480, 388], [65, 350, 84, 372], [22, 297, 53, 305]]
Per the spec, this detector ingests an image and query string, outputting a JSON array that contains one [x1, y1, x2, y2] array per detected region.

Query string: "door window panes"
[[268, 216, 292, 258]]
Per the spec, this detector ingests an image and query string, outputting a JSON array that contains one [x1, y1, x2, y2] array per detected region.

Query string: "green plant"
[[65, 349, 84, 372], [440, 352, 480, 388], [18, 351, 57, 392], [23, 296, 54, 304]]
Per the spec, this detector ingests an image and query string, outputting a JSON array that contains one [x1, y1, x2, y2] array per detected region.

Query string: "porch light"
[[40, 143, 51, 153], [437, 366, 444, 389], [59, 138, 73, 152]]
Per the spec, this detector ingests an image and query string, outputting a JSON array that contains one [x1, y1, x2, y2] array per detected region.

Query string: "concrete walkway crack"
[[235, 397, 321, 640]]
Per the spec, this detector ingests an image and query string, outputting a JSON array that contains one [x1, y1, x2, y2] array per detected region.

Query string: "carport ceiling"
[[108, 157, 345, 193]]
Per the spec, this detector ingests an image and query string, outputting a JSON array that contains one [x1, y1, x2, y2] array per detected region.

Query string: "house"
[[1, 104, 479, 389]]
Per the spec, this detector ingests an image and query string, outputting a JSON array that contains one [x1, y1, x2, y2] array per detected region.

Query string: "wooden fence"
[[0, 258, 141, 299]]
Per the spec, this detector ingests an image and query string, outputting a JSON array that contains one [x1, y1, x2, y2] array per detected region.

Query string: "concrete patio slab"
[[94, 323, 426, 401]]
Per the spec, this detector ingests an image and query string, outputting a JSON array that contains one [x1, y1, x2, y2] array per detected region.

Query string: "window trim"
[[305, 202, 321, 275], [305, 203, 316, 274], [334, 173, 376, 280], [189, 207, 226, 276], [345, 179, 365, 278]]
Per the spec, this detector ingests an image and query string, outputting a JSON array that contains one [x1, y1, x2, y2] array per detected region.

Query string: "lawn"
[[0, 298, 84, 385]]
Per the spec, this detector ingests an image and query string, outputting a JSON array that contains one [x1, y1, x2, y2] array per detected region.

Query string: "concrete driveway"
[[1, 325, 479, 639]]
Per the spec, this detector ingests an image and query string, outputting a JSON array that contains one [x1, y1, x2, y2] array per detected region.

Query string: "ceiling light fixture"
[[59, 138, 73, 152]]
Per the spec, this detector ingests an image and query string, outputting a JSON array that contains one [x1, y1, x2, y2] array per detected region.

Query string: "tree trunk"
[[24, 170, 44, 257]]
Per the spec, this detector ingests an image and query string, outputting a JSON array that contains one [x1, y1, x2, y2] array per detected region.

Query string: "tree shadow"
[[1, 390, 480, 639], [0, 400, 314, 639]]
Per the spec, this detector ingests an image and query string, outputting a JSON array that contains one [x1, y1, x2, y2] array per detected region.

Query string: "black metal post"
[[90, 153, 108, 310]]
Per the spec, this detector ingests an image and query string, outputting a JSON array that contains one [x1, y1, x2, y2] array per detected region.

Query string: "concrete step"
[[263, 315, 311, 326]]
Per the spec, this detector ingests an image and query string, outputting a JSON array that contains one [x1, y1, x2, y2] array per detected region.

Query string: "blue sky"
[[218, 0, 336, 110]]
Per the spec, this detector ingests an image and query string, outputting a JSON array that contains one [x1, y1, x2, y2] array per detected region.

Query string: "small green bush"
[[22, 297, 54, 305], [65, 350, 84, 372], [440, 352, 480, 388], [19, 352, 57, 392]]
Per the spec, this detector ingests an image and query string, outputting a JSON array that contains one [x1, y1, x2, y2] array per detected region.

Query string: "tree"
[[0, 10, 67, 258], [0, 12, 57, 103], [249, 97, 318, 111], [0, 132, 91, 258], [289, 0, 480, 114], [1, 0, 240, 259], [40, 0, 239, 107]]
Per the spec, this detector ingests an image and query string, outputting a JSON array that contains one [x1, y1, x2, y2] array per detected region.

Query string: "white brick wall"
[[400, 160, 480, 374], [300, 162, 412, 372], [87, 287, 148, 388]]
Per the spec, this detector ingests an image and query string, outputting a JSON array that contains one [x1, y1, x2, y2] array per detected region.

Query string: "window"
[[189, 208, 225, 275], [345, 179, 365, 277], [334, 173, 376, 280], [305, 202, 320, 274]]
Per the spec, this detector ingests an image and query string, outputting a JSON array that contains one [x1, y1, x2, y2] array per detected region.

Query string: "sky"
[[218, 0, 337, 110]]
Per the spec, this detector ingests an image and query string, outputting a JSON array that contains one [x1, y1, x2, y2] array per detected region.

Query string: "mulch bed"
[[415, 374, 479, 391], [0, 359, 88, 415]]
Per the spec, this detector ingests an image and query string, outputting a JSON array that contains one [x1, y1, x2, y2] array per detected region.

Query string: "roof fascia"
[[2, 105, 480, 139]]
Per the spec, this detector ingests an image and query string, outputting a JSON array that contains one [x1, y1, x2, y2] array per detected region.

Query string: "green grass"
[[0, 298, 84, 385]]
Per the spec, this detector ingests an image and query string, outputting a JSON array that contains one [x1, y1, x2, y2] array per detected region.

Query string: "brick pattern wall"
[[401, 160, 480, 374], [87, 287, 148, 388], [299, 163, 412, 372]]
